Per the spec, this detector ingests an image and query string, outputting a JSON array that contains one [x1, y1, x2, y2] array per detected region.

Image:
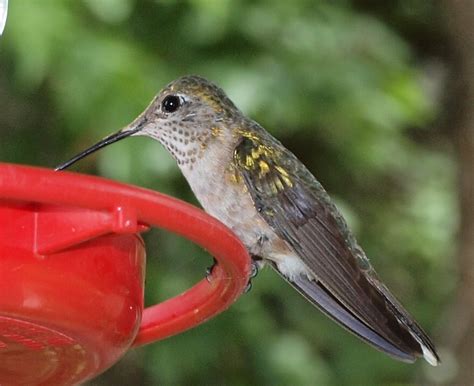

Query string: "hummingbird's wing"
[[233, 133, 439, 365]]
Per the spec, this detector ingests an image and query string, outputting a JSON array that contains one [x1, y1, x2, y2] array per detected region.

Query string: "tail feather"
[[269, 263, 438, 365]]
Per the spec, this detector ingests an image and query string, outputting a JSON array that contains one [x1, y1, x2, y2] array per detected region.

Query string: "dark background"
[[0, 1, 472, 385]]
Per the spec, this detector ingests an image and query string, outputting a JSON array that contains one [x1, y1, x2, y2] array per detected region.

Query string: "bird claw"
[[250, 261, 259, 278], [205, 258, 217, 282], [244, 261, 260, 293], [207, 258, 260, 292], [244, 281, 253, 293]]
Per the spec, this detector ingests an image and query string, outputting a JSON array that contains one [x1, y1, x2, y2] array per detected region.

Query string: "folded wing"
[[233, 133, 439, 365]]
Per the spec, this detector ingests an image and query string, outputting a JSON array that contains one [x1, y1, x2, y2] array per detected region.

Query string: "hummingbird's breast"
[[176, 127, 312, 280], [183, 156, 310, 281], [180, 151, 280, 257]]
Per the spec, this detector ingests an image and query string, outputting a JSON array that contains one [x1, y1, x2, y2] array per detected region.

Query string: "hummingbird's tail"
[[269, 263, 439, 366]]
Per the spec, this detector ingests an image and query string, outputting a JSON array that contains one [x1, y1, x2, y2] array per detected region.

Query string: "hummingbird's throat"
[[149, 124, 223, 169], [155, 131, 203, 168]]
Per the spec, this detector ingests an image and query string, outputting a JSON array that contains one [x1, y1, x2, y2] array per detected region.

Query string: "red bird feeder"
[[0, 163, 251, 385]]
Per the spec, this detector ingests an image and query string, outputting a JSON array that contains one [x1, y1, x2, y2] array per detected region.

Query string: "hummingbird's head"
[[56, 75, 242, 171], [158, 75, 239, 121]]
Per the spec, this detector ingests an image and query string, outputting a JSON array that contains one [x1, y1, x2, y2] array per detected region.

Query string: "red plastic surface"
[[0, 163, 251, 385]]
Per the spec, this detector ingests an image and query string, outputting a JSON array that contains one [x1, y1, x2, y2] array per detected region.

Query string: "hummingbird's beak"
[[55, 115, 147, 171]]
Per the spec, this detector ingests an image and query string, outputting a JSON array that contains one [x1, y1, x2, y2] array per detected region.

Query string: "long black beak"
[[55, 117, 147, 171]]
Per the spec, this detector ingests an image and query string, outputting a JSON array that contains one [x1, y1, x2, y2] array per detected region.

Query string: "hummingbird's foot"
[[208, 257, 261, 290], [244, 258, 262, 293], [206, 258, 217, 282], [250, 260, 259, 278], [244, 281, 253, 293]]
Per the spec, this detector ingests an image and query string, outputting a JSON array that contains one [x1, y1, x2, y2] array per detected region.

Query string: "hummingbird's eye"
[[162, 95, 181, 113]]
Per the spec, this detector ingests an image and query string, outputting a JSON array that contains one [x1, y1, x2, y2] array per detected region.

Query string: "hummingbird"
[[56, 75, 439, 366]]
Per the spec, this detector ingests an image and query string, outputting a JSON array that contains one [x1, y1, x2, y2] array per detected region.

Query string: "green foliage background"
[[0, 1, 456, 385]]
